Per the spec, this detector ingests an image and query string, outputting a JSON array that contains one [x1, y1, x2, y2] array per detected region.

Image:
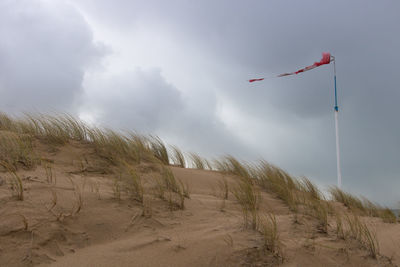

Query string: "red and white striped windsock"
[[249, 52, 332, 82]]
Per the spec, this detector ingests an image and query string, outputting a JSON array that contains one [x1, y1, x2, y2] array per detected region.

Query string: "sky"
[[1, 0, 399, 206]]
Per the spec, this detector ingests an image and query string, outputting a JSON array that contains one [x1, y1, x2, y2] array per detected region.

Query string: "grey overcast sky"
[[1, 0, 399, 206]]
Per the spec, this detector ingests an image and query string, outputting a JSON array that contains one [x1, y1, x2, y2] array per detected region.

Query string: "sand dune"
[[1, 136, 399, 266]]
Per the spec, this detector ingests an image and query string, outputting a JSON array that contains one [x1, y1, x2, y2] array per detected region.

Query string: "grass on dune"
[[334, 211, 346, 240], [255, 161, 300, 212], [329, 186, 396, 223], [213, 158, 230, 172], [112, 175, 122, 201], [308, 197, 330, 233], [0, 112, 171, 168], [298, 177, 322, 201], [46, 182, 84, 222], [0, 161, 24, 200], [171, 145, 186, 168], [88, 128, 150, 165], [258, 212, 282, 257], [123, 164, 144, 203], [216, 154, 390, 259], [128, 133, 154, 163], [0, 112, 90, 145], [232, 173, 261, 230], [22, 113, 89, 144], [109, 163, 145, 203], [148, 136, 170, 165], [221, 155, 251, 178], [43, 161, 56, 184], [154, 167, 189, 210], [204, 158, 213, 170], [343, 213, 380, 258], [189, 152, 206, 170], [0, 131, 37, 170], [1, 111, 396, 262], [329, 186, 366, 213], [1, 112, 395, 231], [379, 208, 397, 223]]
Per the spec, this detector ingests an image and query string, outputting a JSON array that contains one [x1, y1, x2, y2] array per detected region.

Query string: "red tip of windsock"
[[320, 52, 331, 64]]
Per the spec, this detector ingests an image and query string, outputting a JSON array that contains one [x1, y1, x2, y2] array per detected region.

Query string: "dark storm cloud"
[[0, 0, 105, 113]]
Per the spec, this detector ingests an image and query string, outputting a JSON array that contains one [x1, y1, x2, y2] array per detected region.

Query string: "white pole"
[[332, 57, 342, 188], [334, 110, 342, 188]]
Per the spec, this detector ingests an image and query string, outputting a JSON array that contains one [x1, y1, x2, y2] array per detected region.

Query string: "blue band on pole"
[[333, 56, 339, 112], [334, 75, 338, 112]]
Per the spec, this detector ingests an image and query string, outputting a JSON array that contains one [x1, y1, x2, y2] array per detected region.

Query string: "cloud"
[[72, 0, 400, 205], [80, 68, 183, 132], [79, 67, 252, 160], [0, 0, 105, 113], [1, 0, 399, 206]]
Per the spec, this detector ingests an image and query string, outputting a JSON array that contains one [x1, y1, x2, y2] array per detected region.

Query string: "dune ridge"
[[0, 113, 399, 266]]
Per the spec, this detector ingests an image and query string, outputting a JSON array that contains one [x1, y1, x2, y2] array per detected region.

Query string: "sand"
[[1, 141, 399, 266]]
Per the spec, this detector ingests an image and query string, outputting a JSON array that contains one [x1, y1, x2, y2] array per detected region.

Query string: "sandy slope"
[[0, 141, 399, 266]]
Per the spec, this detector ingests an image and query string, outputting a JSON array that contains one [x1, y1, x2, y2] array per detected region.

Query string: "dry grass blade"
[[232, 175, 261, 230], [124, 164, 144, 203], [161, 167, 181, 194], [189, 152, 205, 170], [256, 161, 299, 212], [258, 212, 281, 257], [67, 176, 84, 216], [178, 178, 190, 199], [0, 131, 36, 170], [378, 208, 397, 223], [18, 213, 29, 231], [213, 158, 230, 172], [45, 177, 84, 221], [43, 161, 56, 184], [171, 145, 186, 168], [344, 213, 380, 258], [334, 211, 346, 240], [0, 112, 16, 131], [141, 197, 153, 218], [0, 161, 24, 200], [361, 222, 380, 259], [329, 186, 366, 214], [299, 177, 321, 201], [345, 213, 363, 241], [45, 188, 66, 221], [88, 128, 151, 165], [149, 136, 170, 165], [217, 177, 229, 200], [61, 114, 89, 141], [113, 175, 122, 200], [154, 167, 189, 210], [48, 188, 58, 211], [330, 186, 395, 222], [204, 159, 213, 170], [309, 199, 329, 233], [361, 197, 381, 217], [224, 155, 250, 178]]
